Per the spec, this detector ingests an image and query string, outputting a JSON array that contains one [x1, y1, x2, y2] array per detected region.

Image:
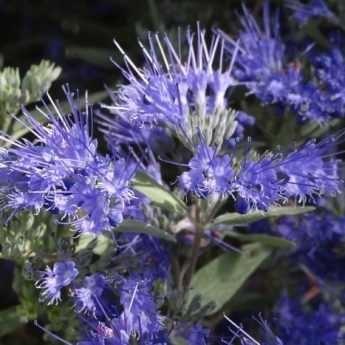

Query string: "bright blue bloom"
[[221, 2, 334, 122], [228, 2, 285, 82], [222, 2, 292, 104], [308, 41, 345, 117], [98, 95, 175, 154], [274, 296, 344, 345], [286, 0, 337, 26], [119, 275, 163, 335], [279, 137, 341, 203], [101, 26, 253, 151], [36, 260, 78, 305], [180, 132, 342, 212], [179, 143, 234, 197], [75, 273, 167, 345], [0, 90, 137, 234], [235, 156, 281, 213], [110, 27, 235, 125]]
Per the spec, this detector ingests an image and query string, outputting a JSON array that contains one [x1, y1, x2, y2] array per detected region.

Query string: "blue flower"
[[0, 89, 137, 234], [307, 41, 345, 118], [221, 2, 333, 122], [286, 0, 337, 26], [179, 143, 234, 197], [279, 138, 341, 203], [36, 260, 78, 305], [100, 26, 253, 152], [235, 156, 281, 213], [179, 132, 342, 212], [119, 275, 163, 335], [74, 273, 167, 345]]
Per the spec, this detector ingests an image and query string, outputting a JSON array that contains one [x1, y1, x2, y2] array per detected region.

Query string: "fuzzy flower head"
[[178, 131, 342, 212], [74, 273, 167, 345], [36, 260, 78, 305], [102, 26, 253, 152], [221, 2, 331, 122], [230, 2, 285, 81], [179, 142, 234, 197], [0, 89, 137, 234]]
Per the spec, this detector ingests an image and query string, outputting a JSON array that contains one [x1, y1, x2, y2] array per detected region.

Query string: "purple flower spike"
[[99, 26, 253, 151], [0, 88, 137, 234]]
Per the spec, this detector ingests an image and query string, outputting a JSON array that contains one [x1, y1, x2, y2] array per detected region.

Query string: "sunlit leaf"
[[211, 206, 315, 226], [186, 243, 271, 315], [132, 172, 187, 215]]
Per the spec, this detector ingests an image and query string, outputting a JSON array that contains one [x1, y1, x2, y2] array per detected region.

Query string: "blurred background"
[[1, 0, 260, 94]]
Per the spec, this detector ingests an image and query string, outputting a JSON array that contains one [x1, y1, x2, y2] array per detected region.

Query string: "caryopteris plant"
[[2, 1, 345, 344]]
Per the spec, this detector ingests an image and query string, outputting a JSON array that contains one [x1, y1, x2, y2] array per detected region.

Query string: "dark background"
[[0, 0, 268, 94]]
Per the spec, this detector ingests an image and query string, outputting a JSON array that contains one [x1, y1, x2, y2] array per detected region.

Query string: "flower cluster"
[[101, 27, 254, 152], [0, 91, 137, 234], [222, 1, 345, 122], [179, 134, 341, 212]]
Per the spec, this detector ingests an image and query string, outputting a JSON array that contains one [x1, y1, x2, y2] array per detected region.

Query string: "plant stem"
[[184, 223, 203, 287]]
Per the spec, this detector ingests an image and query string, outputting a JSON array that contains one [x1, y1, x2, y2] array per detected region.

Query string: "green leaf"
[[115, 219, 176, 242], [132, 172, 187, 215], [212, 206, 315, 226], [75, 220, 175, 255], [75, 233, 112, 255], [225, 231, 296, 250], [186, 243, 271, 315], [0, 306, 27, 336]]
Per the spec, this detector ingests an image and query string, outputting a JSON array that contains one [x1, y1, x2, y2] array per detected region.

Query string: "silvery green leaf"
[[132, 172, 187, 215], [211, 206, 315, 226], [115, 219, 176, 242], [75, 233, 112, 255], [186, 243, 271, 315]]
